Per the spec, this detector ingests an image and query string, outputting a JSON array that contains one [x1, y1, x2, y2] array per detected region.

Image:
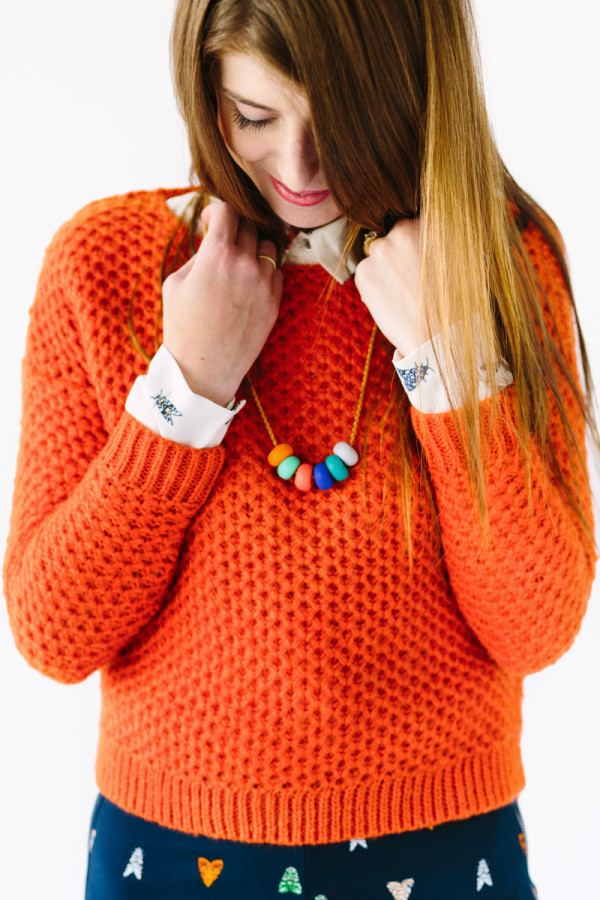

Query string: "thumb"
[[171, 253, 197, 280]]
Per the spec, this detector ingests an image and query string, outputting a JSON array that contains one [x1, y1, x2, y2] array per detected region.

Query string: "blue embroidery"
[[152, 390, 183, 425], [395, 360, 433, 392]]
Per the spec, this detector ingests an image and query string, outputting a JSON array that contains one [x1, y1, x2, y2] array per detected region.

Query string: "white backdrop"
[[0, 2, 598, 898]]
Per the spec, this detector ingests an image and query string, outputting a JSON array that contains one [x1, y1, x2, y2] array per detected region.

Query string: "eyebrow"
[[222, 88, 275, 112]]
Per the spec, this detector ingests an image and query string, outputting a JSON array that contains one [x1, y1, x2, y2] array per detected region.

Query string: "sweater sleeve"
[[3, 217, 225, 685], [410, 227, 596, 676]]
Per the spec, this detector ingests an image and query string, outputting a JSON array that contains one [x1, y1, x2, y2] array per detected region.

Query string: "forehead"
[[219, 52, 309, 114]]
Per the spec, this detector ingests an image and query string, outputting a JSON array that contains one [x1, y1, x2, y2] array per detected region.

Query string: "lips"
[[270, 176, 330, 207]]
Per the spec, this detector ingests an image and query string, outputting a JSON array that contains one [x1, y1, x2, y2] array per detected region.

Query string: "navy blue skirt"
[[85, 795, 537, 899]]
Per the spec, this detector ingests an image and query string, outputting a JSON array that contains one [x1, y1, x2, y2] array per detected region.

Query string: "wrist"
[[179, 366, 238, 407], [161, 349, 236, 407]]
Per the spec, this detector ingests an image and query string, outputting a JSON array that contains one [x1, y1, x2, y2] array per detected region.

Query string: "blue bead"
[[314, 462, 335, 490], [325, 454, 349, 481]]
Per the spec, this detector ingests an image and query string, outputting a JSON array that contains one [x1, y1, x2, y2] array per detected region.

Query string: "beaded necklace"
[[246, 324, 378, 491]]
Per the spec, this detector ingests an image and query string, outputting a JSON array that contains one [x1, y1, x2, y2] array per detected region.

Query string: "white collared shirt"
[[125, 192, 513, 447]]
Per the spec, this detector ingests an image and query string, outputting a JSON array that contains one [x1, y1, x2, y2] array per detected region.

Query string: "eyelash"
[[232, 109, 272, 132]]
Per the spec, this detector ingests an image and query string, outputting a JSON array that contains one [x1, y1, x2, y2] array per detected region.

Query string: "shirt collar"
[[165, 191, 356, 285]]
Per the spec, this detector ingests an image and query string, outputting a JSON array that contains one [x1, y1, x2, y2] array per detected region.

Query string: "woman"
[[4, 0, 597, 898]]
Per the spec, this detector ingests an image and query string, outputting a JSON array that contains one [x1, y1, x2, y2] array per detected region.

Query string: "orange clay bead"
[[267, 443, 294, 467], [294, 463, 313, 492]]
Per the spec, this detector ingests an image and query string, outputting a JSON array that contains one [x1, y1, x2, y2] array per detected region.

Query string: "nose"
[[276, 123, 322, 191]]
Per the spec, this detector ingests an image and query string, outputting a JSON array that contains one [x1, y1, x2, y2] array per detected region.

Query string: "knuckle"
[[236, 252, 259, 281], [211, 242, 236, 270], [354, 258, 370, 285], [391, 220, 413, 244], [374, 236, 394, 260]]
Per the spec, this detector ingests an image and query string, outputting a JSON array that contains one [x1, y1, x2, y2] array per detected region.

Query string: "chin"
[[273, 201, 342, 231]]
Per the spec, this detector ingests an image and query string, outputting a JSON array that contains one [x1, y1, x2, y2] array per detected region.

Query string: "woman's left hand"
[[354, 218, 434, 357]]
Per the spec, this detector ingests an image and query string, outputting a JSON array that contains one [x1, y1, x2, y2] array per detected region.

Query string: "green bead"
[[277, 455, 301, 479], [325, 454, 349, 481]]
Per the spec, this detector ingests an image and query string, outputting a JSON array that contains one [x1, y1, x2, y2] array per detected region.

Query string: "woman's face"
[[217, 52, 342, 229]]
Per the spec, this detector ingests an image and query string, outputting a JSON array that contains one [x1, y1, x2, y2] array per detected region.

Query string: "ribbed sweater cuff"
[[100, 411, 226, 507], [410, 396, 512, 477], [411, 411, 463, 471]]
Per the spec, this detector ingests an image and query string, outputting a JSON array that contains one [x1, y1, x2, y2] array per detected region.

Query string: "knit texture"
[[4, 189, 595, 844]]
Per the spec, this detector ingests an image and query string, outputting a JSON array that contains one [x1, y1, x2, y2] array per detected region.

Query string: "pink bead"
[[294, 463, 313, 491]]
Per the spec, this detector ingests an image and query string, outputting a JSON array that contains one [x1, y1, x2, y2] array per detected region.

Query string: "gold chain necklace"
[[246, 324, 378, 491]]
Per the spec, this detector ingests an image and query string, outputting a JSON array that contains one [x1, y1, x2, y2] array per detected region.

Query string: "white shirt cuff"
[[393, 324, 513, 414], [125, 345, 245, 448]]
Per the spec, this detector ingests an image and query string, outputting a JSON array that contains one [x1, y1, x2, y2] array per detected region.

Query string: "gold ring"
[[362, 231, 379, 257], [257, 254, 277, 270]]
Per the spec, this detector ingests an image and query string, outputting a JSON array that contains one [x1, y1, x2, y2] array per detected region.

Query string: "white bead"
[[333, 441, 359, 467]]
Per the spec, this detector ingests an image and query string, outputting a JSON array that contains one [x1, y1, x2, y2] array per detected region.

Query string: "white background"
[[0, 2, 598, 898]]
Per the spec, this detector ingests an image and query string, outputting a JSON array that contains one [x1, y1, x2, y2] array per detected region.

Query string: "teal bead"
[[277, 455, 301, 480], [325, 454, 349, 481], [314, 462, 335, 490]]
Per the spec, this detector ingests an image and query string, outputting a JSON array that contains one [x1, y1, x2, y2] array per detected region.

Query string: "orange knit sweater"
[[4, 189, 595, 844]]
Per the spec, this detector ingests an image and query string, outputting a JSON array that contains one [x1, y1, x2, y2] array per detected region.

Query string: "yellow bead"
[[267, 443, 294, 467]]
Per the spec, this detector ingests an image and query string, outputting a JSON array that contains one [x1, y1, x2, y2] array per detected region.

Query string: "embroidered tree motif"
[[395, 362, 432, 392], [278, 866, 303, 894], [152, 390, 183, 425], [123, 847, 144, 880], [387, 879, 415, 899], [349, 838, 368, 851], [476, 858, 493, 891]]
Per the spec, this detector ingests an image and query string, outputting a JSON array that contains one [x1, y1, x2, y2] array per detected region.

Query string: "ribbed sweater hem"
[[95, 739, 525, 845]]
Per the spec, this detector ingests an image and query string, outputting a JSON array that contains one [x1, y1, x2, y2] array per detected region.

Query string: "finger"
[[364, 235, 384, 258], [201, 200, 239, 245], [387, 217, 420, 248], [256, 239, 278, 273], [272, 268, 284, 298], [200, 201, 217, 230], [237, 220, 258, 256]]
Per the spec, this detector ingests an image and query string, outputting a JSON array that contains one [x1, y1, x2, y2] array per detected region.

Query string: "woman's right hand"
[[162, 201, 283, 406]]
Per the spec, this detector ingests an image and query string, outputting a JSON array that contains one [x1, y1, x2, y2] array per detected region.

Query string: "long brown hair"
[[170, 0, 597, 538]]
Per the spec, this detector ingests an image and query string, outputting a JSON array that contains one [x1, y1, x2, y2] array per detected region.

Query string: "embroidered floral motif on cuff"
[[394, 360, 433, 392], [151, 390, 183, 425]]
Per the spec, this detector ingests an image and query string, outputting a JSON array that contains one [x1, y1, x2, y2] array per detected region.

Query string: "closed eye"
[[232, 109, 273, 132]]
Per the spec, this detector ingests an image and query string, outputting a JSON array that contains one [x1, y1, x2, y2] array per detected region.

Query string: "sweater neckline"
[[164, 190, 357, 285]]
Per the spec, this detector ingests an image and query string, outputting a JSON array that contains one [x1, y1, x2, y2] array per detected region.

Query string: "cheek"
[[217, 108, 268, 166], [227, 132, 270, 165]]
